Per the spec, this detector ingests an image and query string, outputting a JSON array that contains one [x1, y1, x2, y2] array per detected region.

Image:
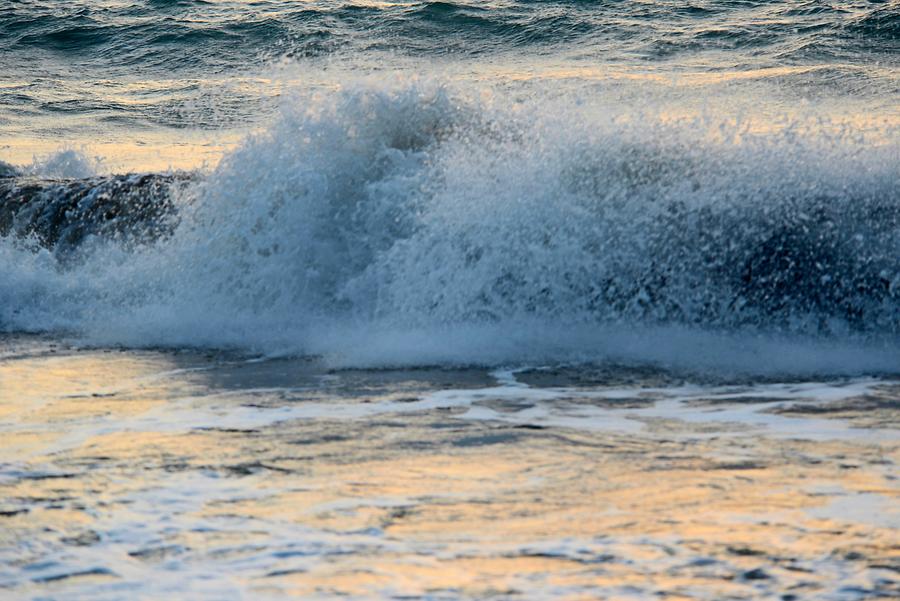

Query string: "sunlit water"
[[2, 0, 898, 168], [1, 2, 899, 599], [1, 335, 898, 599]]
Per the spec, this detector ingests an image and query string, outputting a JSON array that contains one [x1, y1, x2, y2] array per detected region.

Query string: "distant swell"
[[1, 79, 898, 372], [3, 1, 898, 70]]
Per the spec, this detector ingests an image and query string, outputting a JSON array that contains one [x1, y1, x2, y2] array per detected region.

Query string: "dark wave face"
[[0, 173, 189, 256]]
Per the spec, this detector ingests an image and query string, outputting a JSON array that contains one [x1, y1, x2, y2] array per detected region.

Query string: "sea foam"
[[1, 77, 898, 374]]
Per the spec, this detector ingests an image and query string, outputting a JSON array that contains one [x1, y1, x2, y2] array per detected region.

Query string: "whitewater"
[[2, 4, 900, 599], [2, 74, 899, 374], [2, 1, 899, 374]]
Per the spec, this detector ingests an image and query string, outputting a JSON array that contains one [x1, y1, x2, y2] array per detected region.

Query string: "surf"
[[1, 77, 898, 373]]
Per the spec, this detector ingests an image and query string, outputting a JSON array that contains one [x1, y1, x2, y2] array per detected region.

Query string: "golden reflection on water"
[[4, 62, 897, 173], [1, 136, 239, 173], [1, 347, 898, 598]]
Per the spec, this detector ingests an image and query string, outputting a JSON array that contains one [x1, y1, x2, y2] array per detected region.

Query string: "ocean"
[[1, 2, 899, 599]]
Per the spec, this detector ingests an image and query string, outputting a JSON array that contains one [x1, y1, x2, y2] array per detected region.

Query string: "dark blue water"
[[3, 1, 898, 67]]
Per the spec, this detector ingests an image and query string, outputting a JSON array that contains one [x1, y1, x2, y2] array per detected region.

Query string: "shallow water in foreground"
[[1, 334, 897, 600]]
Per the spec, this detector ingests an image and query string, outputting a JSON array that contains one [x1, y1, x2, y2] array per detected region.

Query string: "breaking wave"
[[1, 78, 898, 373]]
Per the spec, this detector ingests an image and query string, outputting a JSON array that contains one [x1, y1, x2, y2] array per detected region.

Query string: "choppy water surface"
[[1, 335, 898, 599], [2, 0, 898, 163], [1, 4, 899, 599]]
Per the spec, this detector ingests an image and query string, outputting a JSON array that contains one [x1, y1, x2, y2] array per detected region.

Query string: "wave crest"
[[1, 78, 898, 371]]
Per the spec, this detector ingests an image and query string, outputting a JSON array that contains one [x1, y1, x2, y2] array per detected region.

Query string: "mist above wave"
[[1, 77, 898, 372]]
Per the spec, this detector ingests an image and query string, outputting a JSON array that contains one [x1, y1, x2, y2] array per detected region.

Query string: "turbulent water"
[[3, 6, 900, 600], [1, 1, 899, 373]]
